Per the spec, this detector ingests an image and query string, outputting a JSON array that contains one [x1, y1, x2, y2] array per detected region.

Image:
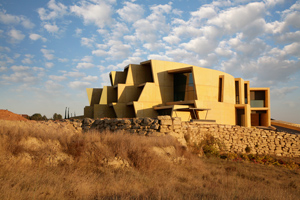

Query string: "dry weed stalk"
[[0, 120, 299, 200]]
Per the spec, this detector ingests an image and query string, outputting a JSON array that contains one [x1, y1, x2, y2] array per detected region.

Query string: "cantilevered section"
[[84, 60, 271, 127]]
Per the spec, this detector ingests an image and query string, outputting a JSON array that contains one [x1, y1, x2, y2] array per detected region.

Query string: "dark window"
[[218, 76, 223, 102], [235, 81, 240, 104], [244, 84, 248, 104], [174, 72, 196, 101]]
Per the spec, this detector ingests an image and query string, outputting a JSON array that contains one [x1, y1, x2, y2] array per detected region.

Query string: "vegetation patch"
[[0, 120, 300, 200]]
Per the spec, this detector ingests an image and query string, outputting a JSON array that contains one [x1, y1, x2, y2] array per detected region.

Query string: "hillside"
[[0, 109, 28, 121], [0, 119, 299, 199]]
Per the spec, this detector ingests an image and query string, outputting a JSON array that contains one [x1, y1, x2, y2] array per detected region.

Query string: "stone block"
[[141, 117, 154, 126], [157, 115, 171, 120], [160, 119, 172, 125], [150, 124, 160, 130]]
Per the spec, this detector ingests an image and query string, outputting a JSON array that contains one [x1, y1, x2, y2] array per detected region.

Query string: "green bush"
[[30, 113, 47, 121], [53, 113, 62, 120], [199, 134, 224, 157]]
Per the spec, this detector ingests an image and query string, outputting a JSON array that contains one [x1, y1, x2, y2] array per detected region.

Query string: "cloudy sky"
[[0, 0, 299, 123]]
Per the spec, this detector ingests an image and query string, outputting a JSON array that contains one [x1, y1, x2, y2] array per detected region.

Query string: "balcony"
[[250, 100, 265, 107]]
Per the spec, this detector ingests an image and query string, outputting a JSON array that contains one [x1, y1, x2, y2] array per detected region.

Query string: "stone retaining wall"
[[81, 116, 300, 157]]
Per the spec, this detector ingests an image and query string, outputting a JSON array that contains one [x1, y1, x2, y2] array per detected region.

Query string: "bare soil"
[[0, 110, 29, 121]]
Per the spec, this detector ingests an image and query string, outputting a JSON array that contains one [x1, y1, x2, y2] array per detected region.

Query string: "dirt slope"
[[0, 110, 29, 121]]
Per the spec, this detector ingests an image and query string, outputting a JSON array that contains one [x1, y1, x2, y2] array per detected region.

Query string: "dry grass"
[[0, 120, 300, 200]]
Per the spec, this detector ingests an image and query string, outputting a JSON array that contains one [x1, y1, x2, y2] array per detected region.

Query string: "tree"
[[53, 113, 62, 120], [65, 107, 67, 119], [30, 113, 44, 121]]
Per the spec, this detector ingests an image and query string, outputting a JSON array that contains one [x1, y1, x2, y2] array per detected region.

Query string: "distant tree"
[[42, 115, 48, 120], [68, 107, 70, 119], [65, 107, 67, 119], [53, 113, 62, 120], [30, 113, 43, 121]]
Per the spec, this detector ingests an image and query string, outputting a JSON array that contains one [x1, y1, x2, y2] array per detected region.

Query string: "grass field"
[[0, 120, 299, 200]]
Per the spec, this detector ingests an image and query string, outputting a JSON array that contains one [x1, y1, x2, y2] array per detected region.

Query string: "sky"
[[0, 0, 299, 123]]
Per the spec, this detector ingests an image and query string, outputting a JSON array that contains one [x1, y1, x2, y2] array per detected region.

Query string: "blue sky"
[[0, 0, 299, 123]]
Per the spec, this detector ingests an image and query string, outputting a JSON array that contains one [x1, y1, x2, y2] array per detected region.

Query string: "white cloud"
[[68, 81, 91, 90], [21, 54, 34, 65], [0, 54, 14, 67], [92, 49, 107, 57], [265, 0, 284, 7], [100, 72, 111, 86], [58, 58, 68, 62], [107, 56, 142, 70], [0, 10, 34, 28], [190, 5, 217, 25], [81, 56, 93, 62], [20, 17, 35, 29], [44, 23, 59, 33], [1, 65, 44, 85], [41, 48, 55, 60], [70, 1, 113, 28], [29, 33, 47, 42], [283, 42, 300, 57], [0, 10, 19, 24], [0, 66, 7, 72], [45, 80, 64, 90], [7, 29, 25, 43], [148, 54, 173, 61], [110, 22, 129, 39], [163, 35, 180, 45], [82, 75, 98, 82], [131, 3, 172, 44], [117, 2, 144, 23], [37, 0, 68, 20], [76, 62, 95, 69], [75, 28, 82, 36], [143, 42, 165, 51], [180, 36, 218, 55], [276, 31, 300, 44], [208, 2, 265, 34], [45, 62, 54, 68], [284, 11, 300, 30], [81, 37, 95, 48], [92, 40, 131, 60], [64, 71, 85, 78], [49, 75, 67, 81], [172, 8, 183, 16], [0, 46, 10, 52], [271, 86, 299, 98]]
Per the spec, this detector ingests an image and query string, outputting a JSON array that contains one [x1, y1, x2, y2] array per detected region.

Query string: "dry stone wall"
[[80, 116, 300, 157]]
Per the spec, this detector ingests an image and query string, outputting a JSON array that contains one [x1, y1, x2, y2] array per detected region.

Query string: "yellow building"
[[84, 60, 271, 127]]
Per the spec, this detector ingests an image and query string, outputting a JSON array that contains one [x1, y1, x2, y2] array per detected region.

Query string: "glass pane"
[[174, 72, 196, 101]]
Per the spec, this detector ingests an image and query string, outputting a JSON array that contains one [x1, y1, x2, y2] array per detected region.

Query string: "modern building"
[[84, 60, 270, 127]]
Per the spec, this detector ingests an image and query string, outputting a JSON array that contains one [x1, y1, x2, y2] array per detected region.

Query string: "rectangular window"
[[235, 81, 240, 104], [250, 91, 265, 107], [244, 83, 248, 104], [218, 76, 224, 102], [174, 72, 196, 101]]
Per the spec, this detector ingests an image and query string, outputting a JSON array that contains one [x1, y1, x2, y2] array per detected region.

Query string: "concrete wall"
[[84, 60, 271, 128]]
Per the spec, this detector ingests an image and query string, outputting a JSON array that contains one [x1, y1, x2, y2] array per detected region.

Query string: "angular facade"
[[84, 60, 271, 127]]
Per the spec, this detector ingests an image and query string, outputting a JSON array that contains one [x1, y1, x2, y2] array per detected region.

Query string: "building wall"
[[84, 60, 271, 128]]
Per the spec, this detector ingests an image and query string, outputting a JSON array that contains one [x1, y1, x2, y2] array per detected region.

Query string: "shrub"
[[245, 146, 251, 153], [199, 134, 224, 157], [53, 113, 62, 120], [30, 113, 47, 121]]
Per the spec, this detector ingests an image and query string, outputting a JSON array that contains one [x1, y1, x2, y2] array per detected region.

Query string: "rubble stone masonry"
[[80, 116, 300, 157]]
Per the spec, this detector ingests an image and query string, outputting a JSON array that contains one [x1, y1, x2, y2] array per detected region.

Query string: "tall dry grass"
[[0, 119, 300, 199]]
